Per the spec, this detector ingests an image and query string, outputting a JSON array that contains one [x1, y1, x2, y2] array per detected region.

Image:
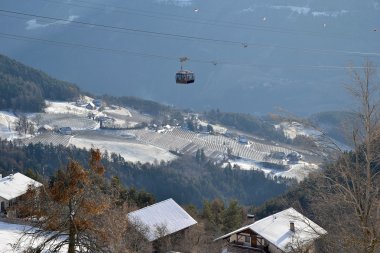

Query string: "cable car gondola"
[[176, 57, 195, 84], [176, 70, 195, 84]]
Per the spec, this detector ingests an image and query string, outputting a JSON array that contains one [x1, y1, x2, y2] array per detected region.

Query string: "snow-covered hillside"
[[0, 99, 322, 178], [228, 158, 319, 181], [0, 112, 18, 140], [276, 121, 322, 140], [70, 136, 176, 163]]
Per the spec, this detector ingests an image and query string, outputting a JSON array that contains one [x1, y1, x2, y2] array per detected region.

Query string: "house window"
[[245, 236, 251, 243]]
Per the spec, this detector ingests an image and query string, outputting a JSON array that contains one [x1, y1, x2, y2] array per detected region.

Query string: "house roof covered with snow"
[[215, 208, 326, 253], [127, 198, 197, 242], [0, 173, 42, 201]]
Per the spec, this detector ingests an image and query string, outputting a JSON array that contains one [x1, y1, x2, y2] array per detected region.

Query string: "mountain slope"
[[0, 54, 80, 112]]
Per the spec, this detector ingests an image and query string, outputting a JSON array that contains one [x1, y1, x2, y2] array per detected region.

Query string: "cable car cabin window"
[[176, 71, 195, 84]]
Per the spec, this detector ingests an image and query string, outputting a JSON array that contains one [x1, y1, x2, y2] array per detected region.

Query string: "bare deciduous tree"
[[314, 61, 380, 253], [15, 114, 33, 135], [15, 149, 111, 253]]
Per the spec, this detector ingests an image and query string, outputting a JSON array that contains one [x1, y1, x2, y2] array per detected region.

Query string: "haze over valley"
[[1, 0, 379, 115]]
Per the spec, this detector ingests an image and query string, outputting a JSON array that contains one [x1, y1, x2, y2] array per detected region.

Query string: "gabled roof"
[[0, 173, 42, 201], [127, 198, 197, 242], [215, 208, 326, 253]]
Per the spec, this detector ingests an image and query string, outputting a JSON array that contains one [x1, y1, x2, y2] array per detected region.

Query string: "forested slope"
[[0, 140, 291, 207], [0, 54, 80, 112]]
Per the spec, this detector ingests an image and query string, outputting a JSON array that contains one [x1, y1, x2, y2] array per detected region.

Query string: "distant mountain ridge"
[[0, 54, 80, 112], [0, 52, 354, 148]]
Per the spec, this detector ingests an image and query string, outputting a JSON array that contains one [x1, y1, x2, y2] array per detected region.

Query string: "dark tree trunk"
[[68, 220, 76, 253]]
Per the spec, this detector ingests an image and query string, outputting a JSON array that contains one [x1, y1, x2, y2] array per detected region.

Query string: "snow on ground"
[[209, 124, 227, 134], [44, 101, 102, 117], [70, 136, 176, 163], [279, 162, 319, 181], [277, 121, 322, 140], [38, 114, 99, 131], [227, 158, 274, 174], [228, 158, 319, 181], [197, 120, 227, 134], [0, 221, 66, 253], [0, 111, 18, 140], [103, 107, 132, 117], [0, 221, 28, 253]]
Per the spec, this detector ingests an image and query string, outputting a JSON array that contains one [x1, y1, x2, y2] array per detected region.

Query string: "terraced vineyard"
[[16, 102, 317, 166], [127, 127, 294, 164], [24, 132, 72, 147], [37, 113, 98, 130]]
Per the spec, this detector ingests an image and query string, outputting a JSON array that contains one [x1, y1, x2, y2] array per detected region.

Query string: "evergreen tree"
[[222, 200, 243, 233]]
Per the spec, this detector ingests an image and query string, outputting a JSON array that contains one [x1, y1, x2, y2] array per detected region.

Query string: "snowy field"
[[102, 107, 132, 117], [228, 158, 319, 181], [0, 221, 66, 253], [0, 111, 18, 140], [0, 101, 322, 179], [38, 113, 99, 131], [45, 101, 93, 116], [277, 121, 322, 140], [70, 136, 176, 163]]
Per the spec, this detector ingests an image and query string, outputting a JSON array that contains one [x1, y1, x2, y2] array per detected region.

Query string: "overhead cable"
[[0, 9, 379, 57], [1, 31, 379, 71]]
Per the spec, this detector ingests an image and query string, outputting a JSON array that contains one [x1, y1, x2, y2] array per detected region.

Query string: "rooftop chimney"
[[247, 214, 255, 222], [290, 221, 295, 232]]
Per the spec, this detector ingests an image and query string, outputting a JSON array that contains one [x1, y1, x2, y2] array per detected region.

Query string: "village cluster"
[[9, 98, 317, 180], [0, 172, 326, 253]]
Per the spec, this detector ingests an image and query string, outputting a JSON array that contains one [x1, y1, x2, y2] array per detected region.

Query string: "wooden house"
[[0, 173, 42, 215], [58, 127, 72, 135], [214, 208, 326, 253], [86, 102, 96, 110], [128, 198, 197, 250]]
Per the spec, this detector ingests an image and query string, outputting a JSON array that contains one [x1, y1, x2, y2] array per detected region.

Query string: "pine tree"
[[222, 200, 243, 233]]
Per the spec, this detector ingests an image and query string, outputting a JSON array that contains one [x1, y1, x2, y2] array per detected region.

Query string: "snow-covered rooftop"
[[128, 198, 197, 242], [0, 173, 43, 201], [215, 208, 326, 252]]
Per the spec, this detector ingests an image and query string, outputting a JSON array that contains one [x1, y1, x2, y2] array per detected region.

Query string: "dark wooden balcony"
[[224, 243, 268, 253]]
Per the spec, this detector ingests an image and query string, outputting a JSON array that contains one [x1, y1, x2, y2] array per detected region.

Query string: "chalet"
[[286, 152, 302, 162], [37, 125, 53, 134], [215, 208, 326, 253], [0, 173, 42, 214], [128, 198, 197, 247], [86, 102, 96, 110], [58, 127, 72, 135]]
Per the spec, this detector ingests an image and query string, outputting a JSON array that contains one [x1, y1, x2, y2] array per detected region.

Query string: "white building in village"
[[215, 208, 326, 253], [128, 198, 197, 243], [0, 172, 42, 214]]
